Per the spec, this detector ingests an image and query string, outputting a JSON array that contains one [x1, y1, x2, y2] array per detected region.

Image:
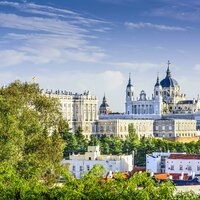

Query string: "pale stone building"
[[146, 152, 186, 173], [124, 61, 200, 117], [62, 146, 133, 178], [166, 154, 200, 175], [43, 61, 200, 141], [153, 119, 197, 138], [125, 75, 162, 117], [147, 152, 200, 176], [94, 119, 154, 139], [99, 95, 112, 115], [44, 90, 98, 139]]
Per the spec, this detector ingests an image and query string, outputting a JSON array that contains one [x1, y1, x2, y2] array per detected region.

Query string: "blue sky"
[[0, 0, 200, 112]]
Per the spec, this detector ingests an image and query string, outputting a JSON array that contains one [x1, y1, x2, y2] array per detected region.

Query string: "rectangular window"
[[72, 166, 76, 171], [162, 126, 165, 131], [188, 165, 192, 171], [80, 166, 83, 171], [87, 165, 90, 171], [197, 166, 200, 171], [179, 165, 183, 170], [170, 165, 174, 170]]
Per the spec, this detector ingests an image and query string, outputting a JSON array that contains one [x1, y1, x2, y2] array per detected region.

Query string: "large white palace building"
[[44, 62, 200, 140]]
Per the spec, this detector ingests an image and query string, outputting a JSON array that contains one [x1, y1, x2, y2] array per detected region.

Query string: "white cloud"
[[194, 64, 200, 71], [125, 22, 187, 31], [0, 13, 87, 35], [0, 1, 107, 25], [3, 33, 106, 65], [38, 70, 125, 112], [146, 1, 200, 22], [110, 61, 160, 72], [0, 1, 110, 67], [0, 50, 27, 67]]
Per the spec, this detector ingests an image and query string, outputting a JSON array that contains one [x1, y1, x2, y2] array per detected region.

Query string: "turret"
[[154, 75, 162, 101], [154, 75, 163, 115], [125, 74, 134, 114], [99, 94, 112, 115], [126, 74, 134, 102]]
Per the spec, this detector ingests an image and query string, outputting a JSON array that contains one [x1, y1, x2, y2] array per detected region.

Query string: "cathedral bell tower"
[[125, 74, 134, 114], [154, 75, 163, 115]]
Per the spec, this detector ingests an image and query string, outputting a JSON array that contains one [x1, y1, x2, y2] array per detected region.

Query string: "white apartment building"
[[146, 152, 186, 173], [62, 146, 133, 178], [166, 154, 200, 175]]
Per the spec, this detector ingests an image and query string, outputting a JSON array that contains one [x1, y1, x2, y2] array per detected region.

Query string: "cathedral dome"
[[99, 95, 112, 114], [160, 66, 179, 88], [100, 101, 109, 108]]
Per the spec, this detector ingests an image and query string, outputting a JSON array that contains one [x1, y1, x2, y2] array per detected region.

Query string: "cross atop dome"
[[167, 60, 171, 67], [103, 93, 107, 103], [166, 60, 171, 77], [127, 72, 133, 87]]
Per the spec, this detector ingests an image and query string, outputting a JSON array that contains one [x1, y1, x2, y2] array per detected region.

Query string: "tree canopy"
[[1, 81, 200, 199], [0, 81, 66, 185]]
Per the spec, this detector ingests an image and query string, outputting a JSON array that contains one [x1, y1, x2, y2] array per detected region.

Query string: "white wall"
[[166, 159, 200, 175], [146, 155, 160, 173], [62, 157, 133, 178]]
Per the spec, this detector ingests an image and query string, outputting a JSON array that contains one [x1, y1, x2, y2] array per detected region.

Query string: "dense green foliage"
[[1, 163, 200, 200], [0, 81, 66, 186], [63, 124, 200, 166], [1, 81, 200, 199]]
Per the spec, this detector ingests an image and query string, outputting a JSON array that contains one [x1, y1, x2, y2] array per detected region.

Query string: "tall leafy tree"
[[74, 126, 88, 153], [0, 81, 65, 185], [123, 124, 139, 155]]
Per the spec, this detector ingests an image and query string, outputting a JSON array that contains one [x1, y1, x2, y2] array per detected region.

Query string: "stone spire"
[[127, 72, 133, 87], [102, 93, 107, 104], [166, 60, 171, 77], [155, 73, 160, 87]]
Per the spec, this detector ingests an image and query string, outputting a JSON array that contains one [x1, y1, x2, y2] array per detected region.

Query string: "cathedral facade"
[[125, 62, 200, 116]]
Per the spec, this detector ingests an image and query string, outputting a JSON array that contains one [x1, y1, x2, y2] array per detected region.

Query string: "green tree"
[[0, 81, 65, 186], [123, 124, 139, 155], [62, 131, 78, 158], [88, 135, 100, 146], [74, 127, 88, 153]]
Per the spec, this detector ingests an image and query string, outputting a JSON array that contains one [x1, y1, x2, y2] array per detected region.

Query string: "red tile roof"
[[154, 173, 189, 180], [132, 166, 146, 173], [168, 154, 200, 160]]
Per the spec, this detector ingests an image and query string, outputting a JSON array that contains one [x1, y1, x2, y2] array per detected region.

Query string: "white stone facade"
[[124, 64, 200, 118], [62, 146, 133, 178], [44, 90, 98, 138], [94, 119, 154, 139], [153, 119, 197, 138], [125, 76, 163, 117], [146, 152, 186, 173], [165, 154, 200, 175]]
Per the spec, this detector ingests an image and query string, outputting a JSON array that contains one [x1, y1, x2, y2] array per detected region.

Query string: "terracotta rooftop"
[[168, 154, 200, 160], [154, 173, 189, 180]]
